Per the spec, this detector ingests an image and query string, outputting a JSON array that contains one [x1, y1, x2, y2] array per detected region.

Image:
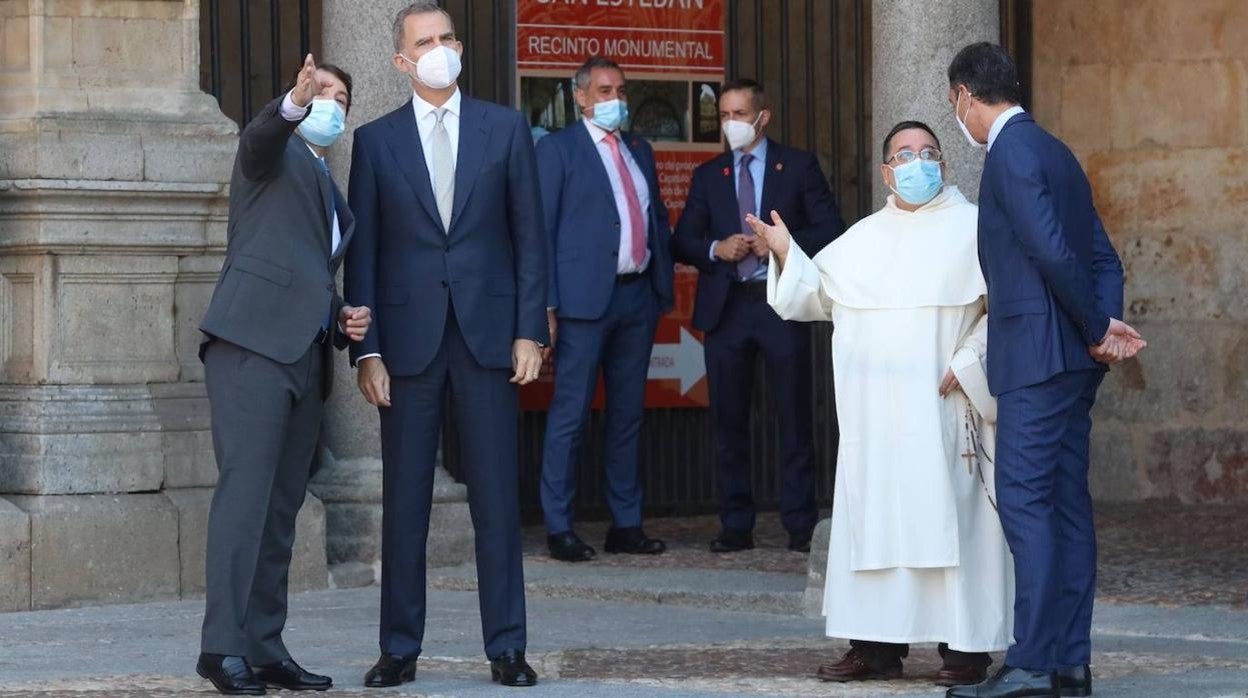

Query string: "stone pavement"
[[2, 507, 1248, 697]]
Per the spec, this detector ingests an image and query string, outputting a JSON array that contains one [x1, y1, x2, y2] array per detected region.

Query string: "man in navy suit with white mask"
[[345, 1, 546, 689], [943, 43, 1146, 698], [672, 79, 842, 555]]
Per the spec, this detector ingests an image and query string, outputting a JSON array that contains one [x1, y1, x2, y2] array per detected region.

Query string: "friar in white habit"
[[747, 121, 1014, 689]]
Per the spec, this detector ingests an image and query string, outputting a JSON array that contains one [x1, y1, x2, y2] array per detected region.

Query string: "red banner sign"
[[518, 0, 724, 76]]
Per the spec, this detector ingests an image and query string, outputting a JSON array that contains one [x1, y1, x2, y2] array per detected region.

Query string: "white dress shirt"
[[987, 105, 1026, 152], [583, 119, 651, 274], [280, 91, 343, 256], [412, 88, 462, 182]]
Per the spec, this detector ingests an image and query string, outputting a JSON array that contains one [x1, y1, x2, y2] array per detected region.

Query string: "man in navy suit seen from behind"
[[671, 79, 843, 555], [943, 42, 1146, 698], [344, 1, 547, 689], [537, 56, 675, 564]]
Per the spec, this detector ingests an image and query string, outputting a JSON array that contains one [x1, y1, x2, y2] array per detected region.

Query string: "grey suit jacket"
[[200, 95, 355, 365]]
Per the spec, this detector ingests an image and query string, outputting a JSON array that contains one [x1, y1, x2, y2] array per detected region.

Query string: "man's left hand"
[[511, 339, 543, 385], [939, 369, 961, 398], [747, 234, 769, 258], [339, 305, 372, 342]]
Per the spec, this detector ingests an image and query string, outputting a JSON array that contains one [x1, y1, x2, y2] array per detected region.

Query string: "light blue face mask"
[[297, 98, 346, 147], [590, 98, 628, 132], [889, 159, 943, 205]]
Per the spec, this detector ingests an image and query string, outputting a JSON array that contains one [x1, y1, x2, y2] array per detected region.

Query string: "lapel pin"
[[775, 162, 784, 171], [723, 167, 731, 176]]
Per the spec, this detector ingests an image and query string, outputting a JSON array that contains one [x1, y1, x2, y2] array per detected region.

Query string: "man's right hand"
[[713, 234, 751, 262], [290, 53, 320, 108], [1090, 317, 1147, 364], [357, 356, 392, 407]]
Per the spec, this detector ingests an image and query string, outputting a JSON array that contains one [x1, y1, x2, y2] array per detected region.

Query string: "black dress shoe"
[[603, 526, 666, 555], [787, 529, 814, 553], [364, 654, 417, 688], [1058, 665, 1092, 697], [490, 649, 538, 687], [197, 653, 265, 696], [547, 531, 596, 562], [946, 665, 1058, 698], [709, 528, 754, 553], [253, 658, 332, 691]]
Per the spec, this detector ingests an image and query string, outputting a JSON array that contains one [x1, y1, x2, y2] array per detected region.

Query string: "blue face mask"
[[889, 159, 943, 205], [589, 98, 628, 132], [298, 98, 346, 147]]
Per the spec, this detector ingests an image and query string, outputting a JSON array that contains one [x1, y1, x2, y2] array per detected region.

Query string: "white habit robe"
[[767, 186, 1013, 652]]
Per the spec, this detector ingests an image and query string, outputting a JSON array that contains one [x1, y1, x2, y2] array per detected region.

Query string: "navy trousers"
[[995, 368, 1103, 671], [378, 310, 526, 660], [540, 276, 660, 534], [704, 282, 817, 536]]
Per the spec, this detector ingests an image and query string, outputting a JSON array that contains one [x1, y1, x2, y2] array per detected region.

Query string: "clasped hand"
[[1090, 318, 1147, 364], [743, 210, 792, 267]]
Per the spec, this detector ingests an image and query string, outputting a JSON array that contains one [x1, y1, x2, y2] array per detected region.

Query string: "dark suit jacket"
[[345, 95, 548, 376], [671, 138, 844, 332], [977, 112, 1124, 395], [536, 123, 674, 319], [200, 95, 354, 366]]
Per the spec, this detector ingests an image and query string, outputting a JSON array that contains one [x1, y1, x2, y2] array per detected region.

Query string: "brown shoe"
[[934, 664, 988, 687], [815, 649, 903, 682]]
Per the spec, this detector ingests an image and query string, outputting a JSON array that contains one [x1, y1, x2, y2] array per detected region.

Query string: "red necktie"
[[603, 132, 647, 268]]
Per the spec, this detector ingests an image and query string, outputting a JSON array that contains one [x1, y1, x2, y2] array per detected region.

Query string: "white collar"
[[583, 117, 619, 144], [411, 88, 462, 122], [987, 105, 1026, 152]]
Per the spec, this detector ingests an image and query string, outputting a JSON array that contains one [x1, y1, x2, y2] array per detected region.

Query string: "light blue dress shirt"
[[710, 138, 769, 281]]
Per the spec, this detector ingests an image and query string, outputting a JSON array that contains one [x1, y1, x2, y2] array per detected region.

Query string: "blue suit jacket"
[[978, 113, 1124, 395], [344, 95, 548, 376], [536, 123, 674, 319], [671, 139, 844, 332]]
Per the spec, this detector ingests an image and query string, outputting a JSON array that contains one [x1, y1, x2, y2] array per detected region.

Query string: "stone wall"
[[0, 0, 327, 611], [1030, 1, 1248, 502]]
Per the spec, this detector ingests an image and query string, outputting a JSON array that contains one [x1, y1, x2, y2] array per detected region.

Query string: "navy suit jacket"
[[536, 123, 674, 319], [671, 139, 844, 332], [978, 113, 1124, 395], [344, 95, 548, 376]]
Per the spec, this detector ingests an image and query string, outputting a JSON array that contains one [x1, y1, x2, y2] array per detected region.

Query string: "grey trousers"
[[199, 337, 323, 663]]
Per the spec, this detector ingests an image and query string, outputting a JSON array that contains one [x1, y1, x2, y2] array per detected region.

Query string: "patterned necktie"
[[603, 132, 647, 268], [737, 153, 760, 280], [430, 107, 455, 233]]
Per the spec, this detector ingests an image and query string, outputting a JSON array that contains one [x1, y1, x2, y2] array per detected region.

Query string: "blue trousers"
[[995, 368, 1104, 671], [378, 311, 526, 660], [704, 283, 816, 536], [540, 277, 659, 534]]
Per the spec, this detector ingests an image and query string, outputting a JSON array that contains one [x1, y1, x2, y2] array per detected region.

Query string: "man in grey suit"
[[195, 54, 372, 696]]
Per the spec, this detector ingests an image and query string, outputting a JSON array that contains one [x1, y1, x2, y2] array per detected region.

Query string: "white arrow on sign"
[[648, 327, 706, 395]]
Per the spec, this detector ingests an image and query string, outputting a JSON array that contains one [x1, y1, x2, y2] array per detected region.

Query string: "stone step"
[[429, 560, 807, 615]]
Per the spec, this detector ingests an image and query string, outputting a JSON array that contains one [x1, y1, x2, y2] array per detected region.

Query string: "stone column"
[[313, 0, 473, 587], [804, 0, 999, 608], [0, 0, 326, 609], [870, 0, 999, 205]]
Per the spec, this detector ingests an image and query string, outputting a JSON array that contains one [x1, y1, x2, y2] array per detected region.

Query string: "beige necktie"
[[431, 107, 455, 232]]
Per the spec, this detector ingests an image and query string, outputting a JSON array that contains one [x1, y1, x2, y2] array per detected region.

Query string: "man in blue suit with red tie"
[[537, 56, 675, 563], [943, 43, 1146, 698], [344, 2, 546, 689], [672, 79, 843, 555]]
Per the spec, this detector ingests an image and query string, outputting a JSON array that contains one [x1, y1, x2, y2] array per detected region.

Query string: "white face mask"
[[955, 90, 985, 149], [400, 44, 462, 90], [722, 112, 763, 151]]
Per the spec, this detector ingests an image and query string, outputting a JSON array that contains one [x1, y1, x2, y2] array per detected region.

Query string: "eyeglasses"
[[887, 147, 943, 165]]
